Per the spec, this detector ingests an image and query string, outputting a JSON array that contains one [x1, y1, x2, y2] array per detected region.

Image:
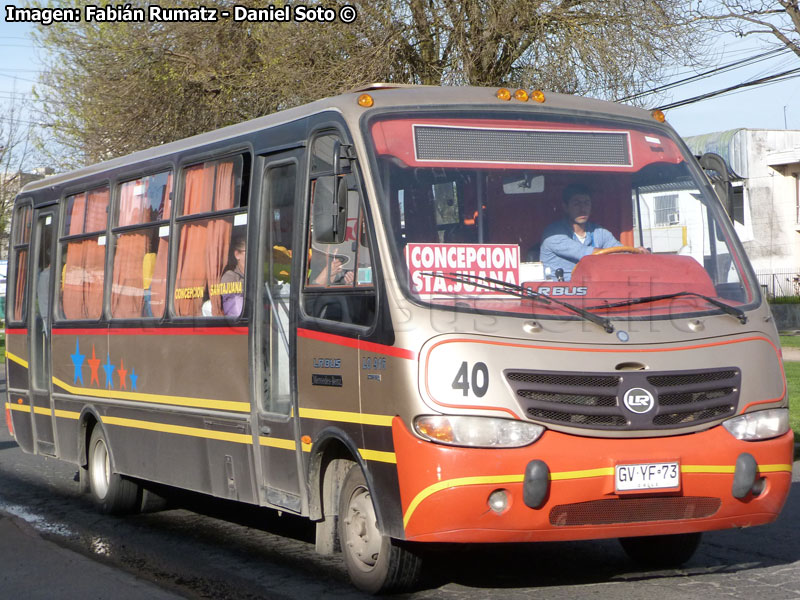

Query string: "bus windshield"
[[369, 113, 756, 322]]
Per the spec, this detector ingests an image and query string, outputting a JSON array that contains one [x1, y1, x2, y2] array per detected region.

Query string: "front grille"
[[549, 496, 721, 527], [505, 367, 740, 431]]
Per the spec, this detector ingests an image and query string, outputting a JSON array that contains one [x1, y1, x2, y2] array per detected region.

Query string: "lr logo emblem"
[[623, 388, 655, 414]]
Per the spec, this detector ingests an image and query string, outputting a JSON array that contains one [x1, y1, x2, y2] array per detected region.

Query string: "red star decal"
[[118, 359, 128, 390], [87, 346, 101, 387]]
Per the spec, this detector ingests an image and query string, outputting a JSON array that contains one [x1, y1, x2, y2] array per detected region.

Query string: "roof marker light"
[[652, 109, 666, 123], [514, 89, 529, 102], [358, 93, 374, 108], [496, 88, 511, 101], [531, 90, 546, 103]]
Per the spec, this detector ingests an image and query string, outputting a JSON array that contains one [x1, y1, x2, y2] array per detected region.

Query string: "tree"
[[690, 0, 800, 58], [35, 0, 705, 167], [0, 91, 36, 255]]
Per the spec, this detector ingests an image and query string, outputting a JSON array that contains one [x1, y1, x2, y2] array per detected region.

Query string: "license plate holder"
[[615, 461, 680, 493]]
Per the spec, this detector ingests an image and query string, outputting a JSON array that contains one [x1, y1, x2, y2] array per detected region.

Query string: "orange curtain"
[[112, 183, 147, 318], [13, 249, 27, 321], [206, 161, 235, 316], [175, 164, 214, 316], [84, 188, 109, 319], [62, 194, 87, 319], [148, 174, 172, 317]]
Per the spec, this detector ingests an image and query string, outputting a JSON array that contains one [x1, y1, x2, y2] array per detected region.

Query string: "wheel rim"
[[90, 437, 110, 499], [343, 484, 382, 572]]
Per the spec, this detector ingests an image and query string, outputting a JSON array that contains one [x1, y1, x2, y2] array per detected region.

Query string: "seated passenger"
[[220, 233, 246, 316], [540, 184, 643, 281]]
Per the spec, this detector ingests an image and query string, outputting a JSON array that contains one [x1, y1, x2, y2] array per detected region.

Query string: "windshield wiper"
[[589, 291, 747, 324], [421, 272, 615, 333]]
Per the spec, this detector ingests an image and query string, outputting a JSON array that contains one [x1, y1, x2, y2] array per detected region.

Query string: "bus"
[[4, 85, 792, 593]]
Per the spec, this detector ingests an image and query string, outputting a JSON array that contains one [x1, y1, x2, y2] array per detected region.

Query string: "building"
[[685, 129, 800, 297], [1, 167, 55, 259]]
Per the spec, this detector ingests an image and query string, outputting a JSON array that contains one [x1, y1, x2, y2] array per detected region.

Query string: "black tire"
[[619, 532, 702, 568], [338, 464, 422, 593], [87, 427, 141, 515]]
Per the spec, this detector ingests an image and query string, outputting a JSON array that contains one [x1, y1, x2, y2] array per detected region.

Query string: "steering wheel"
[[592, 246, 640, 255]]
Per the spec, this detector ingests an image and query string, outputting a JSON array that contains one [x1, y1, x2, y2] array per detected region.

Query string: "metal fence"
[[755, 270, 800, 299]]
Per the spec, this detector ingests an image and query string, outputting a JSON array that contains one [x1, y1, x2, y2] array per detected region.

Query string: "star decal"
[[87, 346, 101, 387], [70, 339, 85, 385], [102, 354, 116, 389], [117, 359, 128, 390]]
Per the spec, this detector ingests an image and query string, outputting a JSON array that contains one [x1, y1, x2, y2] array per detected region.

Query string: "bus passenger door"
[[253, 151, 304, 512], [28, 207, 57, 455]]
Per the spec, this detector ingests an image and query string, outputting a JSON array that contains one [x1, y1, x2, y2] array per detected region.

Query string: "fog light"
[[488, 489, 509, 513]]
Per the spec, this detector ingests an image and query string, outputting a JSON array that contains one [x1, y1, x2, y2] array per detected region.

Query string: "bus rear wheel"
[[338, 464, 422, 593], [87, 427, 141, 515], [619, 532, 702, 568]]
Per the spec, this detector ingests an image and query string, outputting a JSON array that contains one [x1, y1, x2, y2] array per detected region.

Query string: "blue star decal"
[[102, 354, 116, 389], [129, 368, 139, 391], [70, 339, 85, 385]]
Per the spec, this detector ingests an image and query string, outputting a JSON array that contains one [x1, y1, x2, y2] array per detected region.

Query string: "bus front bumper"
[[392, 417, 793, 543]]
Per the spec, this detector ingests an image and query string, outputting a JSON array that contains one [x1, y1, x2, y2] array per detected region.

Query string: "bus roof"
[[19, 85, 663, 196]]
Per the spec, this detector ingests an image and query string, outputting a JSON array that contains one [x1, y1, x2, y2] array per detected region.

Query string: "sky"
[[2, 13, 800, 156]]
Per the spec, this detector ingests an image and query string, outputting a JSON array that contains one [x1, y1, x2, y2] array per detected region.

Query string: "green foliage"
[[769, 296, 800, 304], [785, 361, 800, 442]]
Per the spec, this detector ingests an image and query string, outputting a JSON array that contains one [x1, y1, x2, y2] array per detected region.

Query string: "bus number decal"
[[452, 361, 489, 398]]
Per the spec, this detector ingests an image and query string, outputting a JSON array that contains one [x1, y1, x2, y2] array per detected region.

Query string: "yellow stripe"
[[359, 448, 397, 464], [299, 407, 393, 427], [101, 415, 389, 463], [402, 462, 795, 527], [7, 403, 30, 413], [404, 475, 524, 527], [550, 467, 614, 481], [53, 376, 251, 414], [681, 465, 735, 474], [101, 415, 253, 444], [33, 406, 51, 416], [54, 409, 80, 420], [258, 436, 296, 450], [6, 351, 28, 369]]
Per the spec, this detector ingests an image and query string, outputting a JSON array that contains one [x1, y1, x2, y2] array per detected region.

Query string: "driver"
[[540, 184, 644, 281]]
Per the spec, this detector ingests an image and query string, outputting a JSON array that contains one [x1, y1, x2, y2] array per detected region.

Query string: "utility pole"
[[784, 106, 788, 129]]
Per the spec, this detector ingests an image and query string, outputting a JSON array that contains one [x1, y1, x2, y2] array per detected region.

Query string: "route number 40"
[[452, 361, 489, 397]]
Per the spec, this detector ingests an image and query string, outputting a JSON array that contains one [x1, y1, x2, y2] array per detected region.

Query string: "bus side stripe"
[[299, 407, 394, 426], [6, 351, 29, 369], [53, 376, 251, 413], [402, 462, 794, 526], [102, 415, 253, 444], [297, 328, 416, 360]]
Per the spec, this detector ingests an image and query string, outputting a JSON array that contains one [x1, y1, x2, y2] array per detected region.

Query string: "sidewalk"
[[782, 347, 800, 362], [0, 510, 186, 600]]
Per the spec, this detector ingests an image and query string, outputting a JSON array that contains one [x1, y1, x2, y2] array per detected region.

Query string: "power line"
[[616, 47, 791, 102], [657, 67, 800, 110]]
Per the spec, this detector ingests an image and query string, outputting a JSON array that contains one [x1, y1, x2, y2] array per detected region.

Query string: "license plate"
[[615, 462, 680, 492]]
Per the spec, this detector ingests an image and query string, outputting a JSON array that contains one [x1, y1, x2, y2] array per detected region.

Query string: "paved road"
[[2, 368, 800, 598]]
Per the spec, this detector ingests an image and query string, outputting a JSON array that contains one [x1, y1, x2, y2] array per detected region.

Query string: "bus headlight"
[[414, 415, 545, 448], [723, 408, 789, 441]]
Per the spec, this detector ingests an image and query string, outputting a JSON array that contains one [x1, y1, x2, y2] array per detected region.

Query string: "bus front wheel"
[[338, 464, 422, 593], [619, 532, 702, 568], [87, 427, 141, 515]]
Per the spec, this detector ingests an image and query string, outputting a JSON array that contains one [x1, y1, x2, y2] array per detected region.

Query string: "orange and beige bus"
[[5, 85, 792, 593]]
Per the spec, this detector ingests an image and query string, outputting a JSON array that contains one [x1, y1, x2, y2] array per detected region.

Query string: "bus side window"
[[59, 187, 109, 320], [111, 171, 172, 319], [9, 203, 32, 323], [172, 156, 249, 318], [303, 134, 375, 326]]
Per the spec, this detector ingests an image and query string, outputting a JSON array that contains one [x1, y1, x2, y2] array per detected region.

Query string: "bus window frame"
[[108, 168, 175, 321], [55, 182, 112, 324], [168, 149, 253, 321], [300, 128, 379, 333], [8, 199, 34, 326]]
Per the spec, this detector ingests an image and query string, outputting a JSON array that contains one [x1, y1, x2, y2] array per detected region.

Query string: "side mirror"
[[312, 176, 347, 244], [698, 152, 735, 218]]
